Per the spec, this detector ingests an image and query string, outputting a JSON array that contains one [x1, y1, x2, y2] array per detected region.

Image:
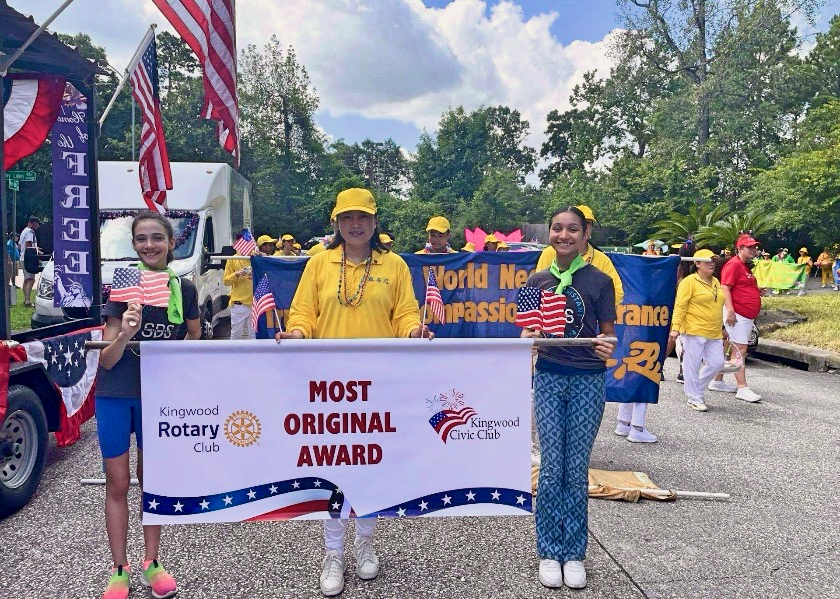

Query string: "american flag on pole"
[[251, 274, 276, 331], [424, 268, 445, 324], [152, 0, 240, 164], [515, 286, 567, 336], [129, 32, 172, 213], [233, 228, 256, 256], [109, 268, 171, 307]]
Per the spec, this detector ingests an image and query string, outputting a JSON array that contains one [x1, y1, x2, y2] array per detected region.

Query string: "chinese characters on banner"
[[50, 84, 93, 308]]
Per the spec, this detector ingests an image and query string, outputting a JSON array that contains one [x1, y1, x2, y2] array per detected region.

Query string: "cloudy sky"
[[23, 0, 840, 154]]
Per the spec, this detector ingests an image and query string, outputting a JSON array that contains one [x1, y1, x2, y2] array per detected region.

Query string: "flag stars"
[[442, 494, 452, 505], [491, 490, 501, 501], [466, 491, 476, 501], [419, 500, 429, 511], [199, 499, 210, 510], [269, 485, 278, 494], [247, 489, 256, 500], [292, 481, 300, 489], [147, 498, 159, 511], [516, 495, 527, 505], [223, 495, 233, 506], [173, 501, 184, 513], [332, 502, 340, 510], [313, 480, 322, 487], [397, 507, 406, 517]]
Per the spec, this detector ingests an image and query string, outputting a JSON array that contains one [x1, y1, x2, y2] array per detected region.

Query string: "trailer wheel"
[[201, 302, 214, 340], [0, 385, 48, 518]]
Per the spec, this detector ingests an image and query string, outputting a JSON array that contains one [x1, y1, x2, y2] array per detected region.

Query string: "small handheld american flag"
[[109, 268, 171, 307], [233, 228, 256, 256], [424, 268, 445, 324], [515, 286, 567, 336], [251, 274, 277, 331]]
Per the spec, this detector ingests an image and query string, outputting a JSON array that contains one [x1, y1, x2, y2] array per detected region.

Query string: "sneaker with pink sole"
[[141, 559, 178, 598]]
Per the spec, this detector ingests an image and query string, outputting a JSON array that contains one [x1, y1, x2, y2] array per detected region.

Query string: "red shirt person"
[[709, 233, 763, 403]]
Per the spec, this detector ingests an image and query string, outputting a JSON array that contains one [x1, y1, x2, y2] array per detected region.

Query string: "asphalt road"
[[1, 355, 838, 598]]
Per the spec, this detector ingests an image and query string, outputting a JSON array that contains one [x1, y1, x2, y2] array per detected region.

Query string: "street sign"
[[4, 170, 36, 182], [8, 180, 19, 191]]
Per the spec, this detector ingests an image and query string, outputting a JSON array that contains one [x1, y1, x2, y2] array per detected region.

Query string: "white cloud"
[[241, 0, 619, 150]]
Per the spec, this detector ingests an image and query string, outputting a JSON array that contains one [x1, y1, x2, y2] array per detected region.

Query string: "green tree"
[[693, 208, 774, 248], [652, 203, 729, 243], [804, 15, 840, 107]]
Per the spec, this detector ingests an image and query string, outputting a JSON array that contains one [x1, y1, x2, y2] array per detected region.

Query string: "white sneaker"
[[735, 387, 762, 402], [687, 398, 708, 412], [627, 427, 658, 443], [563, 560, 587, 589], [319, 550, 346, 597], [538, 559, 563, 588], [354, 538, 379, 580], [708, 380, 738, 393], [614, 421, 630, 436]]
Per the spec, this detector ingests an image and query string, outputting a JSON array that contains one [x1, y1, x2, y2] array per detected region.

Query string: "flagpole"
[[0, 0, 79, 74], [273, 308, 284, 333], [99, 25, 157, 127]]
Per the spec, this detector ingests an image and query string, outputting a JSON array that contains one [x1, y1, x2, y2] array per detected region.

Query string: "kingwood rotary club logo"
[[224, 410, 262, 447]]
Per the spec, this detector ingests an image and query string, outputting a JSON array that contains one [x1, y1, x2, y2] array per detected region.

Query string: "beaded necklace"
[[337, 245, 373, 307]]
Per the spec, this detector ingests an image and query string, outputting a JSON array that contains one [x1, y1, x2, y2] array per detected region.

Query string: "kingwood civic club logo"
[[427, 389, 477, 443]]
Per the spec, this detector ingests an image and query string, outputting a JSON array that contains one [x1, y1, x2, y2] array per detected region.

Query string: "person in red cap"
[[708, 233, 763, 403]]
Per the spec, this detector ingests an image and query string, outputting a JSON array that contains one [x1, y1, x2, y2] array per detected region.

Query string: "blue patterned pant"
[[534, 369, 605, 561]]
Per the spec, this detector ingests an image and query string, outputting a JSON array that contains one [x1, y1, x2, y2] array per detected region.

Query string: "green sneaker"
[[141, 559, 178, 598], [102, 565, 130, 599]]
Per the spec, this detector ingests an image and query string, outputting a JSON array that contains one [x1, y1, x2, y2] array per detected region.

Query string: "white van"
[[32, 161, 252, 337]]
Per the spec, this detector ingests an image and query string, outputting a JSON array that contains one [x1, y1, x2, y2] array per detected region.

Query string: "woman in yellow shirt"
[[669, 249, 726, 412], [277, 188, 432, 597], [815, 247, 833, 287]]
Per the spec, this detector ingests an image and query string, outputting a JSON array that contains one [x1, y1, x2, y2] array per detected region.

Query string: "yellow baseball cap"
[[498, 241, 509, 249], [256, 235, 278, 246], [306, 243, 326, 256], [426, 216, 451, 233], [332, 188, 377, 218], [281, 234, 295, 241], [293, 242, 301, 249], [484, 234, 499, 243], [462, 242, 476, 251], [576, 205, 596, 222], [693, 249, 715, 260], [379, 233, 393, 244]]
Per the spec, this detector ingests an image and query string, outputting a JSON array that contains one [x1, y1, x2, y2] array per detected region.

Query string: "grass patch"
[[10, 287, 35, 331], [762, 294, 840, 353]]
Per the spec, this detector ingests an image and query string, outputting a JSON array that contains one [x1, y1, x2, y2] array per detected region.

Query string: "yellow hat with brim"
[[693, 249, 715, 260], [256, 235, 278, 246], [498, 241, 509, 248], [379, 233, 393, 244], [306, 243, 326, 256], [281, 234, 295, 241], [293, 242, 301, 249], [484, 234, 499, 243], [462, 242, 476, 251], [332, 188, 377, 218], [426, 216, 451, 233], [576, 205, 596, 222], [799, 247, 808, 253]]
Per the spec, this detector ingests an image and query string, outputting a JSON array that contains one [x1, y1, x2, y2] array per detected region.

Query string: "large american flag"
[[424, 268, 445, 324], [251, 274, 276, 331], [152, 0, 240, 164], [130, 33, 172, 213], [515, 286, 567, 336], [233, 228, 256, 256], [109, 268, 171, 307]]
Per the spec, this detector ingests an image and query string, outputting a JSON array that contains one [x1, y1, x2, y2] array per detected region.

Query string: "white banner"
[[141, 338, 534, 524]]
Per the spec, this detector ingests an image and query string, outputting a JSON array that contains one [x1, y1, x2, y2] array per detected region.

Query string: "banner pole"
[[85, 337, 618, 351], [272, 307, 284, 333]]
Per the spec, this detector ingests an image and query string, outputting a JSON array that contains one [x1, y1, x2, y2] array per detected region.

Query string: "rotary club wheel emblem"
[[224, 410, 261, 447]]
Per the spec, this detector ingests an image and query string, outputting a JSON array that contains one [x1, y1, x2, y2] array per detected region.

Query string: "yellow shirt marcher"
[[671, 273, 725, 339], [286, 246, 420, 339], [223, 257, 253, 306], [816, 251, 833, 286], [537, 244, 624, 305]]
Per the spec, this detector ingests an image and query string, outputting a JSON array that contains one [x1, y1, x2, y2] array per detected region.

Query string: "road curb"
[[755, 339, 840, 373]]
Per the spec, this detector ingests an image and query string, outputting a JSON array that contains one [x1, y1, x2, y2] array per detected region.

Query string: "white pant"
[[617, 402, 648, 427], [230, 303, 255, 339], [324, 518, 377, 552], [681, 334, 725, 401]]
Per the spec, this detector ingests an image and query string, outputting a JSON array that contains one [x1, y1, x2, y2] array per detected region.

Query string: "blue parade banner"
[[249, 251, 680, 405], [51, 86, 93, 308], [605, 254, 679, 404]]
